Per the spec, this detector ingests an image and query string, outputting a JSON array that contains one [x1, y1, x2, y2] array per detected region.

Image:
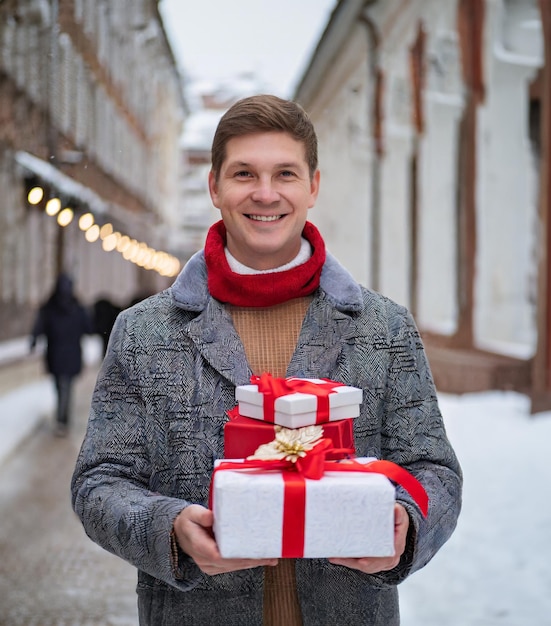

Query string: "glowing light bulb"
[[99, 223, 113, 239], [79, 212, 94, 230], [102, 233, 118, 252], [45, 197, 61, 216], [57, 208, 74, 226], [85, 224, 100, 242], [27, 186, 44, 205]]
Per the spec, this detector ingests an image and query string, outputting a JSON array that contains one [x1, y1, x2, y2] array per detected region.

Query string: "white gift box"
[[211, 458, 395, 559], [235, 378, 363, 428]]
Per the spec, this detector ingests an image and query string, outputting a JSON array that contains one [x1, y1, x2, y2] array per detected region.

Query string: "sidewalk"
[[0, 357, 139, 626]]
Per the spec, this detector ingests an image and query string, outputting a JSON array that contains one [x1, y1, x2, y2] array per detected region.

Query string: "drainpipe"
[[47, 0, 59, 164], [532, 0, 551, 408], [47, 0, 63, 274], [358, 7, 382, 292]]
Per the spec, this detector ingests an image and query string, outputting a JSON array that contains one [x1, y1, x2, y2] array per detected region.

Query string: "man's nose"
[[251, 178, 280, 204]]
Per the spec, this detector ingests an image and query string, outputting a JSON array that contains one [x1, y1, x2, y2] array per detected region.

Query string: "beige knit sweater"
[[229, 296, 312, 626]]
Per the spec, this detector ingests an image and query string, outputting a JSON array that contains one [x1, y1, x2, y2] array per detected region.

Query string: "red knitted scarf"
[[205, 220, 326, 307]]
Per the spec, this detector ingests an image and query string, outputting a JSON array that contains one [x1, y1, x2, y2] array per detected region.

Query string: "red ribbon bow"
[[250, 373, 345, 424]]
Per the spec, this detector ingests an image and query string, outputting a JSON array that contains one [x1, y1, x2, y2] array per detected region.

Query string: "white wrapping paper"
[[235, 379, 363, 428], [212, 458, 395, 559]]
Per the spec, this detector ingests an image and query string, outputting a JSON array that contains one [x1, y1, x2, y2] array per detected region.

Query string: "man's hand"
[[173, 504, 278, 575], [328, 504, 410, 574]]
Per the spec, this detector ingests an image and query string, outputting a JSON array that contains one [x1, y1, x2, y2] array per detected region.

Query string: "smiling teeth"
[[248, 215, 281, 222]]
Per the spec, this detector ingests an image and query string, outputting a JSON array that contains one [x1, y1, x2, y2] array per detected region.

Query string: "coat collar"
[[170, 249, 364, 314]]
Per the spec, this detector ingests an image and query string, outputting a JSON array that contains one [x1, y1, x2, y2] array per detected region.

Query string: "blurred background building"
[[0, 0, 186, 340], [293, 0, 551, 411]]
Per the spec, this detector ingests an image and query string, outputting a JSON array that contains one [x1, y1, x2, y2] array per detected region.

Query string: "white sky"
[[158, 0, 337, 98]]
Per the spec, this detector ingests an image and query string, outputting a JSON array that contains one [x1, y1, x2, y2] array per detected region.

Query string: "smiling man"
[[209, 130, 319, 271], [72, 95, 462, 626]]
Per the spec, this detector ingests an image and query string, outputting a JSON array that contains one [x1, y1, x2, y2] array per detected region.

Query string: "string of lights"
[[26, 181, 181, 277], [17, 148, 182, 280]]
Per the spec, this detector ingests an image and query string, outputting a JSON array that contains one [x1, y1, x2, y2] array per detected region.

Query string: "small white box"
[[236, 401, 360, 428], [211, 458, 395, 559], [235, 378, 363, 428]]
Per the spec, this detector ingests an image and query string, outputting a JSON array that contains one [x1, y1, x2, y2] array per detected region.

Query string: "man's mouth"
[[246, 214, 283, 222]]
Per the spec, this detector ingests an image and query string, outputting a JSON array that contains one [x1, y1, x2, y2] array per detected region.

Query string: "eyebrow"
[[226, 161, 304, 170]]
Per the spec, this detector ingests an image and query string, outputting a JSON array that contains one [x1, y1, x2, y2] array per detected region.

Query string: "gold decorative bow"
[[248, 425, 324, 463]]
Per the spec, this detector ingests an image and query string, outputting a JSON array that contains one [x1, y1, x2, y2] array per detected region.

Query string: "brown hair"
[[210, 94, 318, 181]]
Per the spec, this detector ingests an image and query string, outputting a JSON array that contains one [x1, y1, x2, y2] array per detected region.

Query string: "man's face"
[[208, 131, 320, 271]]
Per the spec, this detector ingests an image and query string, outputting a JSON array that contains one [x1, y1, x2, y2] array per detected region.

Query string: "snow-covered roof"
[[181, 72, 272, 151], [181, 109, 225, 151]]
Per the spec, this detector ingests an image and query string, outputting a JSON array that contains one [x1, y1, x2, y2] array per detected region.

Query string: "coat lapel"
[[183, 298, 252, 387], [287, 294, 357, 379]]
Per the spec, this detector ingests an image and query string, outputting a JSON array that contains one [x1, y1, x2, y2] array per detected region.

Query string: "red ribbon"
[[226, 406, 241, 421], [281, 471, 306, 556], [250, 373, 345, 424], [210, 444, 429, 558]]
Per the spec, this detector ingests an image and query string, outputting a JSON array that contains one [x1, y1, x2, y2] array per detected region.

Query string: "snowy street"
[[400, 391, 551, 626]]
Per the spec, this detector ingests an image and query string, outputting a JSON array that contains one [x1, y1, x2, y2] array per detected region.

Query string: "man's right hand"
[[173, 504, 278, 575]]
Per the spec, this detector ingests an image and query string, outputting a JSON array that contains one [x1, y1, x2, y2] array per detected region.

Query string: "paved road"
[[0, 367, 139, 626]]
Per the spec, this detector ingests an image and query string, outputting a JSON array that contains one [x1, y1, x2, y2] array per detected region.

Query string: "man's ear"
[[208, 170, 220, 208], [308, 169, 321, 208]]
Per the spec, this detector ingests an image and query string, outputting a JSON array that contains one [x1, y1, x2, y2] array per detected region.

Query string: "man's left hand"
[[328, 503, 409, 574]]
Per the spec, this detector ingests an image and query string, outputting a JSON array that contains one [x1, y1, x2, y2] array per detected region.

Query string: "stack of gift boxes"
[[223, 376, 361, 458], [211, 375, 427, 559]]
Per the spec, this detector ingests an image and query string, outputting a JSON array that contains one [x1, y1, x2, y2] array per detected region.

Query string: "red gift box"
[[224, 408, 355, 459]]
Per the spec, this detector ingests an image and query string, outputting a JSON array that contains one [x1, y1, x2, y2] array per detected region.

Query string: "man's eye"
[[280, 170, 295, 177], [235, 171, 252, 178]]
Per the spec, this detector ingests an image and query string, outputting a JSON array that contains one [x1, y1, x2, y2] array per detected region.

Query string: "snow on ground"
[[0, 337, 33, 365], [0, 378, 55, 466], [400, 391, 551, 626]]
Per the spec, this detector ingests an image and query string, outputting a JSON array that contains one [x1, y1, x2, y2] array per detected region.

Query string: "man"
[[72, 95, 462, 625]]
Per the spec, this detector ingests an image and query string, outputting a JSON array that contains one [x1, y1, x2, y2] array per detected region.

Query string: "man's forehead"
[[222, 133, 308, 166]]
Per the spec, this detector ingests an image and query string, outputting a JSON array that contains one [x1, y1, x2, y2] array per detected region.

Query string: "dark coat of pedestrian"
[[93, 297, 122, 356], [31, 273, 93, 435]]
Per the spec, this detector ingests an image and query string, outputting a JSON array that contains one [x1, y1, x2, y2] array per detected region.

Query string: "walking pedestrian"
[[30, 272, 93, 436], [72, 94, 462, 625]]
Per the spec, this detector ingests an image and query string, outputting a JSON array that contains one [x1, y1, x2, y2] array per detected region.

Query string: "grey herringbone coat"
[[71, 250, 462, 626]]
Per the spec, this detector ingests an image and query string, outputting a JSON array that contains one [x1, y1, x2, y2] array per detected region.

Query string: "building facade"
[[0, 0, 186, 341], [295, 0, 551, 410]]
